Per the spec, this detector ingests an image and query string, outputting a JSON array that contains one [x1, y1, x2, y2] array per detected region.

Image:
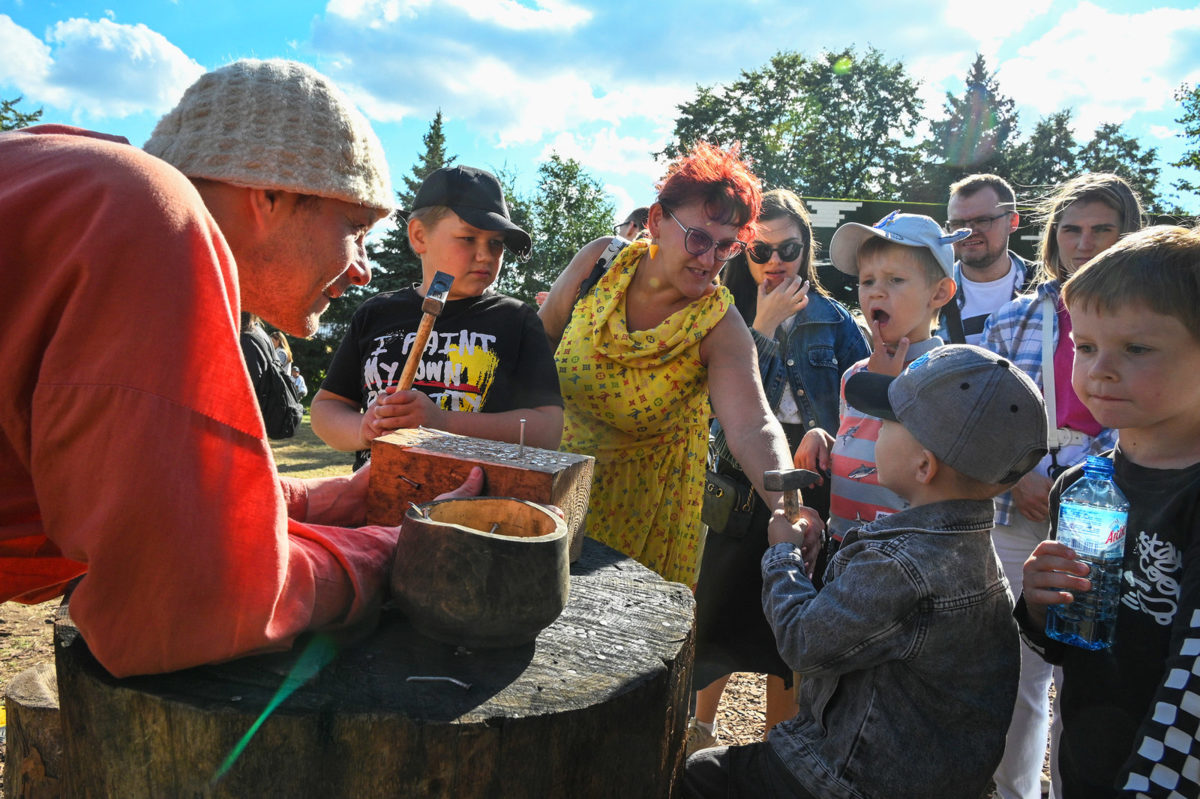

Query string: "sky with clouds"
[[2, 0, 1198, 218]]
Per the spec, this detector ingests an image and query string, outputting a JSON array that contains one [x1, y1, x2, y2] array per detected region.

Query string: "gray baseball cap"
[[845, 345, 1048, 485], [830, 211, 971, 278]]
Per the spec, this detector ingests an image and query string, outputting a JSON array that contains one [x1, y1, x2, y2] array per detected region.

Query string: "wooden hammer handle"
[[782, 491, 802, 524], [397, 313, 437, 392]]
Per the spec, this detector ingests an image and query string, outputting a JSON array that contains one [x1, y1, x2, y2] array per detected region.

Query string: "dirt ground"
[[0, 599, 59, 793]]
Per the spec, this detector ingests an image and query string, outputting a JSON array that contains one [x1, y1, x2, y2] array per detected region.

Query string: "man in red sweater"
[[0, 59, 477, 677]]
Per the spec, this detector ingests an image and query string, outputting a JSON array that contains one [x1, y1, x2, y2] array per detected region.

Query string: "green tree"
[[1170, 83, 1200, 199], [1, 96, 43, 131], [366, 109, 456, 298], [1077, 122, 1161, 211], [1008, 110, 1079, 190], [909, 54, 1019, 201], [495, 154, 613, 306], [319, 111, 456, 339], [662, 46, 924, 198]]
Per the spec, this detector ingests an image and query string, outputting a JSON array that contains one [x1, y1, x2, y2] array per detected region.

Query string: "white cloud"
[[338, 78, 417, 124], [0, 15, 203, 119], [906, 51, 976, 128], [942, 0, 1053, 48], [321, 27, 693, 149], [605, 184, 637, 223], [325, 0, 428, 26], [542, 129, 662, 182], [1148, 124, 1179, 140], [448, 0, 590, 31], [0, 15, 53, 87], [325, 0, 589, 31], [999, 2, 1200, 134]]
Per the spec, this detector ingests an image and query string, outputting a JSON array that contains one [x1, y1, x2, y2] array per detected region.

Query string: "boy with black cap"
[[683, 344, 1047, 799], [312, 166, 564, 467]]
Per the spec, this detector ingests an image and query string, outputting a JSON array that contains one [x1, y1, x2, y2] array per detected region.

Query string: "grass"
[[269, 412, 355, 479]]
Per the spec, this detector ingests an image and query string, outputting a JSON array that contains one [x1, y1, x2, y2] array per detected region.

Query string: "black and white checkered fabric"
[[1122, 608, 1200, 797]]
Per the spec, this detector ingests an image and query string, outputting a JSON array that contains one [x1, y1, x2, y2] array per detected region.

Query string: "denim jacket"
[[712, 294, 868, 467], [761, 499, 1020, 799]]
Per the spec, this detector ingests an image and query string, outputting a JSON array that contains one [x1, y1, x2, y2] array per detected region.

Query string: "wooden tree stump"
[[54, 539, 694, 798], [5, 662, 64, 799]]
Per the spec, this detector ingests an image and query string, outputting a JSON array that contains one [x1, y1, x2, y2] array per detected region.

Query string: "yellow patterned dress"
[[556, 240, 732, 587]]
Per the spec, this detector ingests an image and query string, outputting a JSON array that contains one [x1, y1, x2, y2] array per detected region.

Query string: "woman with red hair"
[[540, 143, 822, 587]]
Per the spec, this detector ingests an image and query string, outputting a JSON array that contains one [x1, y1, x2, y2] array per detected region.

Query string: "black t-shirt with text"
[[1019, 448, 1200, 798], [322, 287, 563, 467]]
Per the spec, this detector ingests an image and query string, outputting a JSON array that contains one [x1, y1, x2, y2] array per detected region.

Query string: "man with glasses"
[[939, 174, 1032, 345], [612, 207, 650, 241]]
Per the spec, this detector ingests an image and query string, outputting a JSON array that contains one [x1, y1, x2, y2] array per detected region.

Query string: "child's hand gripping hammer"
[[764, 466, 823, 702], [763, 467, 821, 524], [396, 271, 454, 391]]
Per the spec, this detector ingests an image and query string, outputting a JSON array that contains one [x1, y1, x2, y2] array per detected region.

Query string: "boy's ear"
[[408, 216, 429, 255], [915, 449, 939, 485], [929, 276, 957, 310]]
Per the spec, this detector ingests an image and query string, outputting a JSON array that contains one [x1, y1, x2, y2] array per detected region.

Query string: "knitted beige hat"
[[145, 59, 393, 212]]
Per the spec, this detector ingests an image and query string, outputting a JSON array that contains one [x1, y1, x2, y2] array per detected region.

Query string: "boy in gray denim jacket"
[[683, 345, 1048, 799]]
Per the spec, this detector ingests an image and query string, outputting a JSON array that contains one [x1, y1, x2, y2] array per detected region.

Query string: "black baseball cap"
[[410, 166, 532, 260]]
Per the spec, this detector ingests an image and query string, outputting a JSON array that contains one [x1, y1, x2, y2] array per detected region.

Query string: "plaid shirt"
[[980, 281, 1118, 525]]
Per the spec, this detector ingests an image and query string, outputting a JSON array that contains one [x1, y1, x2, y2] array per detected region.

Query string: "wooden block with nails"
[[367, 428, 595, 561]]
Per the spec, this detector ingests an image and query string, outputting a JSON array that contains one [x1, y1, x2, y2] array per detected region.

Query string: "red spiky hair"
[[656, 141, 762, 239]]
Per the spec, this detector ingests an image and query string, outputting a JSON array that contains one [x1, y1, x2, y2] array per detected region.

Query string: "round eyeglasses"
[[665, 210, 746, 262], [747, 239, 805, 264]]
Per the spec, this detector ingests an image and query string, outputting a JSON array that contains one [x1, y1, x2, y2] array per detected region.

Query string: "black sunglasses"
[[665, 210, 746, 262], [747, 239, 806, 264]]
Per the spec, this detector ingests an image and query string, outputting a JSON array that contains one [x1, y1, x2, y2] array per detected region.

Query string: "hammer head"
[[421, 271, 455, 315], [763, 468, 821, 493]]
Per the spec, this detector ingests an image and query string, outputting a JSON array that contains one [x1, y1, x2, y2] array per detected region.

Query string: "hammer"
[[396, 271, 454, 392], [763, 467, 821, 523], [764, 466, 822, 705]]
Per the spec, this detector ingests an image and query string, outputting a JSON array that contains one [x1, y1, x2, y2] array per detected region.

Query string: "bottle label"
[[1059, 502, 1127, 557]]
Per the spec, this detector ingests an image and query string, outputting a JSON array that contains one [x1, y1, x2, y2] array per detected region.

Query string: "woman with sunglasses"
[[539, 144, 823, 590], [689, 188, 869, 752]]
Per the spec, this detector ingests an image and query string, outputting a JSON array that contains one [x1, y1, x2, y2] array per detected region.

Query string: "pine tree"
[[1, 96, 43, 131], [1077, 122, 1161, 211], [1008, 110, 1079, 191], [910, 54, 1019, 201], [319, 112, 457, 336], [367, 110, 456, 297]]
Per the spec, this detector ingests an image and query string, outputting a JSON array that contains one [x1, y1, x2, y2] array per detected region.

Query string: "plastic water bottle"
[[1045, 455, 1128, 650]]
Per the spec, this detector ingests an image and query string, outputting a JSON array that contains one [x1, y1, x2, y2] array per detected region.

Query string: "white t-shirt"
[[958, 258, 1023, 345], [773, 315, 805, 424]]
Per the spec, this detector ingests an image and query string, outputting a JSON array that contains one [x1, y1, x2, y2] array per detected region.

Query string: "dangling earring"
[[648, 242, 659, 260]]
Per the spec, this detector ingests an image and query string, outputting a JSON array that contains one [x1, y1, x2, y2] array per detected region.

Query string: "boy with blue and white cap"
[[684, 344, 1047, 799], [795, 212, 970, 547]]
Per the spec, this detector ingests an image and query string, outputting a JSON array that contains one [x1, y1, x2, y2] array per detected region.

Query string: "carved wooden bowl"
[[390, 497, 570, 648]]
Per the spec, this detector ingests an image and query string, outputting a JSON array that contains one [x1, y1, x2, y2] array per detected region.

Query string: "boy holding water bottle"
[[1019, 225, 1200, 799]]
